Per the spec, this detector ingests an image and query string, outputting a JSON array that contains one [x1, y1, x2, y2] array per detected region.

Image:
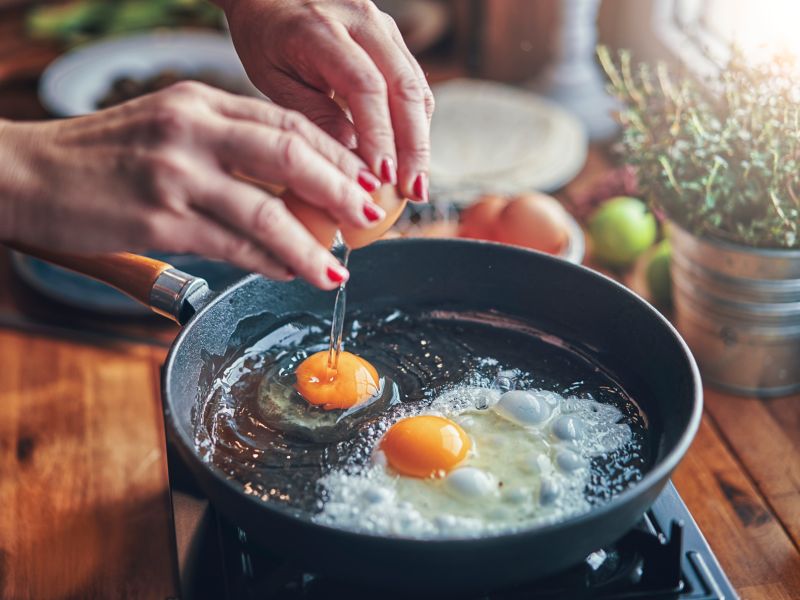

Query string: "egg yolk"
[[295, 351, 379, 411], [381, 415, 471, 478]]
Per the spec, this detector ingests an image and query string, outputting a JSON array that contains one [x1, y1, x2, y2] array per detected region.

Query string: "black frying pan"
[[15, 239, 702, 593]]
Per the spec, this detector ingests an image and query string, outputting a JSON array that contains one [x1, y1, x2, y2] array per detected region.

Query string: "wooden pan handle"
[[5, 243, 174, 307]]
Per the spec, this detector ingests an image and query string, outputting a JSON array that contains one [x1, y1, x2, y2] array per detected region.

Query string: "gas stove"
[[168, 451, 736, 600]]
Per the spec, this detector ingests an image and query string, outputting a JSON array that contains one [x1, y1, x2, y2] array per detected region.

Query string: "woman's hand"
[[221, 0, 434, 202], [0, 82, 388, 289]]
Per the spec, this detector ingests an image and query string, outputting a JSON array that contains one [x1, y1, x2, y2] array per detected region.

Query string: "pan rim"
[[163, 238, 703, 546]]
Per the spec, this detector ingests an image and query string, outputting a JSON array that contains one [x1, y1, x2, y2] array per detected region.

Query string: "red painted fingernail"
[[363, 202, 384, 222], [380, 157, 397, 185], [327, 264, 349, 284], [412, 172, 429, 202], [357, 169, 380, 192]]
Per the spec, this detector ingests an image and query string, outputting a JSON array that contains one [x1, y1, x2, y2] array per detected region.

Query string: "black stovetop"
[[169, 453, 736, 600]]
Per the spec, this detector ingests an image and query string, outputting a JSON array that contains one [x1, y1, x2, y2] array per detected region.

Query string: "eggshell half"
[[282, 185, 406, 250], [341, 185, 407, 249]]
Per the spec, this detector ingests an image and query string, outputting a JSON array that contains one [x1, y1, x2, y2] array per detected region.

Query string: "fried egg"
[[380, 415, 471, 478], [295, 350, 380, 410], [314, 385, 633, 538], [258, 351, 394, 442]]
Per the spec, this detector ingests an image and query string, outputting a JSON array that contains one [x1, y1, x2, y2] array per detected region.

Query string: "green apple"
[[589, 197, 657, 268]]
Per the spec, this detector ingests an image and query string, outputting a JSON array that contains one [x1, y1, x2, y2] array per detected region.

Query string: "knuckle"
[[276, 132, 307, 173], [347, 68, 387, 96], [307, 15, 341, 39], [143, 151, 191, 210], [358, 0, 382, 18], [147, 103, 193, 142], [369, 126, 395, 147], [423, 87, 436, 115], [332, 178, 358, 211], [393, 75, 424, 103], [251, 198, 285, 238], [147, 149, 189, 180], [279, 109, 308, 135], [405, 144, 431, 163], [166, 79, 210, 98], [381, 12, 401, 35]]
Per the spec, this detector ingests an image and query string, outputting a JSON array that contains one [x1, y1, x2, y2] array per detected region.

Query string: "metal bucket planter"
[[670, 224, 800, 397]]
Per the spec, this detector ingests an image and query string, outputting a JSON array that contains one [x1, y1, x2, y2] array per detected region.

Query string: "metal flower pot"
[[670, 223, 800, 397]]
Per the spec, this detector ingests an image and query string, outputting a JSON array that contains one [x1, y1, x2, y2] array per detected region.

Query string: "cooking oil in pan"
[[194, 309, 649, 538]]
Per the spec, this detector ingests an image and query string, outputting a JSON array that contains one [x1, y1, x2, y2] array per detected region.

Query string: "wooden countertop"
[[0, 11, 799, 600]]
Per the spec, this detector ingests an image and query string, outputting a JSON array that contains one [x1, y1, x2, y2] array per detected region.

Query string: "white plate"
[[39, 30, 257, 117], [430, 79, 588, 203]]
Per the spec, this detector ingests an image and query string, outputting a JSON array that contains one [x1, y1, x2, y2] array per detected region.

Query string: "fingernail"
[[357, 169, 380, 192], [412, 172, 429, 202], [327, 264, 349, 284], [363, 201, 385, 223], [380, 157, 397, 185]]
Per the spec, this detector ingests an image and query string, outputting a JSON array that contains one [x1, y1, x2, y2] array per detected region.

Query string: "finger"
[[204, 87, 370, 183], [350, 12, 431, 201], [302, 21, 398, 186], [382, 13, 435, 123], [150, 211, 293, 280], [194, 177, 349, 290], [208, 118, 385, 228]]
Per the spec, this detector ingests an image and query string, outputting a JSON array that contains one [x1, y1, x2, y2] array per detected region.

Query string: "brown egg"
[[284, 190, 339, 248], [341, 185, 407, 249], [457, 195, 507, 241], [494, 193, 569, 254], [283, 184, 407, 250]]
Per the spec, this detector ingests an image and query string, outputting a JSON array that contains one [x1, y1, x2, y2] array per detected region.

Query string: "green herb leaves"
[[599, 46, 800, 249]]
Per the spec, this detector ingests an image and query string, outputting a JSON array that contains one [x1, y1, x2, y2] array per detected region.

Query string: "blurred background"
[[5, 0, 789, 81], [0, 0, 795, 317]]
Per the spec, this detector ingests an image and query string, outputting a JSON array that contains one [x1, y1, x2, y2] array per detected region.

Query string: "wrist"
[[0, 120, 47, 243]]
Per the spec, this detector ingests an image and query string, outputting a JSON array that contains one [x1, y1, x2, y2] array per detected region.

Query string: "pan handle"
[[5, 244, 212, 325]]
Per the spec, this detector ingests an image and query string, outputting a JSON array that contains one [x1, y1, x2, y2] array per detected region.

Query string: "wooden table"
[[1, 11, 799, 600]]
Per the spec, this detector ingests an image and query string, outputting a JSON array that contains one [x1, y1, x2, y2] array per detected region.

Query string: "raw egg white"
[[314, 385, 633, 538]]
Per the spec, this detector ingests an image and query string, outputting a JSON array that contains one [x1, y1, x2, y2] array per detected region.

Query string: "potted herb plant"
[[598, 47, 800, 397]]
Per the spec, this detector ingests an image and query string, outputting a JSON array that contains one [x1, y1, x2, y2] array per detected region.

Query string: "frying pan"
[[14, 239, 702, 593]]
